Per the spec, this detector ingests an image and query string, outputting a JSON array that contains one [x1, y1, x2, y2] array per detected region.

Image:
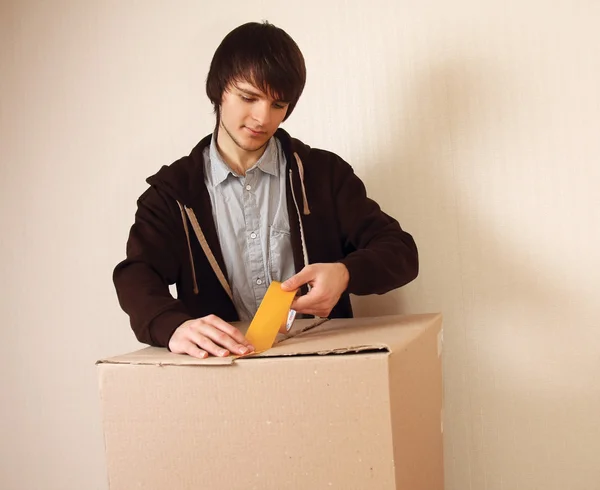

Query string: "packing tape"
[[245, 281, 297, 353]]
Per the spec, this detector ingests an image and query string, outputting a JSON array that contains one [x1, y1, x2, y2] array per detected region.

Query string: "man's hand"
[[168, 315, 254, 359], [281, 263, 349, 318]]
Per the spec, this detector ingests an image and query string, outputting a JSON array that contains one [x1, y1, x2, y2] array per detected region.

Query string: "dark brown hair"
[[206, 22, 306, 122]]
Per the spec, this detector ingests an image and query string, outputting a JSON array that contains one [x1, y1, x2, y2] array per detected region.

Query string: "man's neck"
[[216, 129, 269, 176]]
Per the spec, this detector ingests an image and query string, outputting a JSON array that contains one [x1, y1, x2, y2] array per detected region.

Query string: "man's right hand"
[[168, 315, 254, 359]]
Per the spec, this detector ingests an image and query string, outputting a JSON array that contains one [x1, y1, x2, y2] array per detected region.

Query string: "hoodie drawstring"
[[289, 152, 311, 273], [177, 201, 199, 294], [294, 152, 311, 216], [177, 200, 233, 301]]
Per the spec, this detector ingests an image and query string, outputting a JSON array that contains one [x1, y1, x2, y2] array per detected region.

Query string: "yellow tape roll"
[[245, 281, 297, 353]]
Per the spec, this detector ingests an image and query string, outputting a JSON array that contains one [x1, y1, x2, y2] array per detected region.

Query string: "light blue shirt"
[[203, 137, 295, 321]]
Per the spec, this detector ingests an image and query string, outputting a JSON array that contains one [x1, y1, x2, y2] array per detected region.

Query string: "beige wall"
[[2, 1, 599, 489]]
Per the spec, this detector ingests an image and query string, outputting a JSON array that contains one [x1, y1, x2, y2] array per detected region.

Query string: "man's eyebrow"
[[236, 86, 289, 103]]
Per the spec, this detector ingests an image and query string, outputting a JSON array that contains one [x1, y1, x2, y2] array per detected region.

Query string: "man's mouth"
[[244, 127, 266, 136]]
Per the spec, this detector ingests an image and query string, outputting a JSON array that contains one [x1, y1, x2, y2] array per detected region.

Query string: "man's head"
[[206, 22, 306, 152]]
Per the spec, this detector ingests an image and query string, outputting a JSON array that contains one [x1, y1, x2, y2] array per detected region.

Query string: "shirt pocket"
[[268, 226, 293, 283]]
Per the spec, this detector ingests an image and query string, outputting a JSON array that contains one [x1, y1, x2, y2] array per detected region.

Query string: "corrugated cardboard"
[[97, 313, 444, 490]]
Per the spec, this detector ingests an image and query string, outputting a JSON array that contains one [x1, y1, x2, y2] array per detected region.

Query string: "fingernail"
[[238, 346, 248, 355], [247, 345, 255, 352], [219, 349, 228, 357]]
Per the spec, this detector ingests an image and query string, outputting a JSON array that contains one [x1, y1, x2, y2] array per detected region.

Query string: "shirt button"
[[256, 279, 263, 285], [245, 184, 252, 191], [250, 232, 257, 239]]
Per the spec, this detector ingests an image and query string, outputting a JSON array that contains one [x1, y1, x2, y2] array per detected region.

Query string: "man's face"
[[218, 81, 289, 153]]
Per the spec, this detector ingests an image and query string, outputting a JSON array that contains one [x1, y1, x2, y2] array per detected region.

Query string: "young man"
[[113, 21, 418, 359]]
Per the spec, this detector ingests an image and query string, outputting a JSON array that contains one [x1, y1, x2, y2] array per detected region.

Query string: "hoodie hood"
[[146, 129, 313, 212], [145, 134, 213, 207]]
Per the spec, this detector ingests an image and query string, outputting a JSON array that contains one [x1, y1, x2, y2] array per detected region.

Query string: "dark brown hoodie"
[[113, 129, 419, 347]]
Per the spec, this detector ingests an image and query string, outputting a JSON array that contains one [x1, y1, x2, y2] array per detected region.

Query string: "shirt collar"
[[208, 135, 279, 187]]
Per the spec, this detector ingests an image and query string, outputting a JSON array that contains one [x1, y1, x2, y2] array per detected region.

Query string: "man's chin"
[[239, 135, 270, 152]]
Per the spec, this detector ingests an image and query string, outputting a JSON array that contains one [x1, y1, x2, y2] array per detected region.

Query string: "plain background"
[[1, 1, 599, 489]]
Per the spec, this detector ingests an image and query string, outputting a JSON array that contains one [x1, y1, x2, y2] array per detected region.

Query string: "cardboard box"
[[97, 313, 444, 489]]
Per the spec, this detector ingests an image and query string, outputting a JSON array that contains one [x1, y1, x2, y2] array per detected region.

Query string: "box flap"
[[96, 314, 441, 366], [96, 347, 234, 366], [95, 318, 326, 366], [251, 313, 442, 358]]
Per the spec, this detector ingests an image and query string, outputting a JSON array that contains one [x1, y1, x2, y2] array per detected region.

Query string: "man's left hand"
[[281, 263, 349, 317]]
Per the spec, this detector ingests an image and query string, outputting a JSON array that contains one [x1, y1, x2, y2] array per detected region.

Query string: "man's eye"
[[273, 103, 288, 110], [240, 95, 254, 102]]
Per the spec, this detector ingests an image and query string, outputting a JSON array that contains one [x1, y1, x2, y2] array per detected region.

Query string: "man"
[[113, 21, 418, 359]]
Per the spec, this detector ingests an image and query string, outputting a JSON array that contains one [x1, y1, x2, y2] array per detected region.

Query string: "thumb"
[[281, 266, 313, 291]]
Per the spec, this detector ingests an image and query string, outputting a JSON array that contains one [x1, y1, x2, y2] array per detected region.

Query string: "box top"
[[97, 313, 441, 366]]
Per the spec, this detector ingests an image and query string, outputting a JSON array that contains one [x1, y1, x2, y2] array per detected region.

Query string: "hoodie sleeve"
[[332, 157, 419, 295], [113, 187, 193, 347]]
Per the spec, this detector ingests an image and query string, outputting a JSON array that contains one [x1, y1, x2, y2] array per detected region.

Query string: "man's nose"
[[252, 101, 271, 126]]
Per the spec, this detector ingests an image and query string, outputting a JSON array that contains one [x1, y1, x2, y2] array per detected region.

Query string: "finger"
[[199, 325, 251, 356], [292, 291, 336, 317], [289, 307, 328, 318], [290, 289, 327, 311], [300, 308, 331, 318], [188, 331, 230, 357], [185, 343, 208, 359], [281, 266, 313, 291], [203, 315, 254, 350]]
